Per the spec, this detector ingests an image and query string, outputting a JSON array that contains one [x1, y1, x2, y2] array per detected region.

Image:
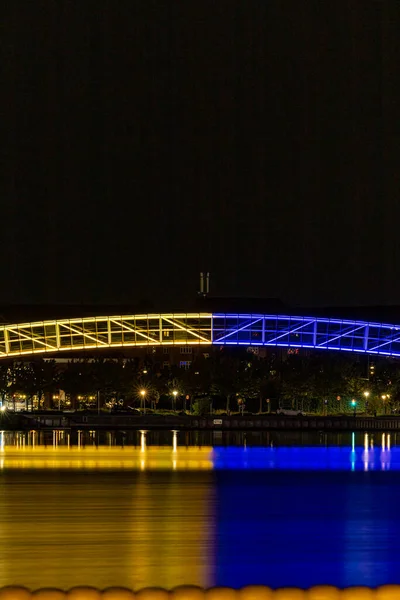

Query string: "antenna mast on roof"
[[198, 272, 210, 297]]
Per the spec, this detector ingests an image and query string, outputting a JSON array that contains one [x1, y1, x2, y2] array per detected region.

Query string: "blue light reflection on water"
[[214, 440, 400, 589], [212, 445, 395, 472]]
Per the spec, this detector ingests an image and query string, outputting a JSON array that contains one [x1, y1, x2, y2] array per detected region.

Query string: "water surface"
[[0, 430, 398, 590]]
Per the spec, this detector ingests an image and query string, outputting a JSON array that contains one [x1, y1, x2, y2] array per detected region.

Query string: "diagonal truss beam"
[[59, 323, 108, 346], [369, 332, 400, 352], [264, 319, 316, 344], [109, 318, 160, 343], [213, 318, 263, 343], [317, 324, 366, 347], [161, 317, 210, 343], [6, 326, 57, 350]]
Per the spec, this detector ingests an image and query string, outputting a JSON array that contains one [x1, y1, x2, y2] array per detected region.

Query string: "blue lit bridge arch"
[[212, 314, 400, 357], [0, 313, 399, 359]]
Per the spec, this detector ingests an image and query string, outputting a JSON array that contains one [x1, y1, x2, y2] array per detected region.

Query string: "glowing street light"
[[172, 390, 178, 412], [381, 394, 388, 415], [140, 389, 146, 414], [351, 399, 357, 417], [363, 391, 370, 413]]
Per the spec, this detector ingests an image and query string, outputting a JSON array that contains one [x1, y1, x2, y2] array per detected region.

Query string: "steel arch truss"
[[0, 314, 213, 358], [211, 314, 400, 358], [0, 312, 400, 359]]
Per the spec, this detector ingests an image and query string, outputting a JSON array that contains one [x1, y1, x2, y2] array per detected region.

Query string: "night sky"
[[3, 1, 400, 308]]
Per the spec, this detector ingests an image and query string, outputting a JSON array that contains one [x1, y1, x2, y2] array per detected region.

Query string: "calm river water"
[[0, 430, 400, 590]]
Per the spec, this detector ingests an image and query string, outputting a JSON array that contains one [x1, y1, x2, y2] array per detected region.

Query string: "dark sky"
[[3, 1, 400, 308]]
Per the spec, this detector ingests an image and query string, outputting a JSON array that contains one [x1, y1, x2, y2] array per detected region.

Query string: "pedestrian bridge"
[[0, 312, 399, 359]]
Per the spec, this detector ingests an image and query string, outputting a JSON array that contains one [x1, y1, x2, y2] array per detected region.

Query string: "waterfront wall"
[[17, 413, 400, 431]]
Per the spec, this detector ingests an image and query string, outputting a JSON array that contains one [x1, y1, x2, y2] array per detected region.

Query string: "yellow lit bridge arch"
[[0, 314, 213, 358]]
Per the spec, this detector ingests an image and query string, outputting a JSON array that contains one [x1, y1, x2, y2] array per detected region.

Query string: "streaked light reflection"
[[0, 446, 214, 471], [0, 463, 215, 590], [172, 430, 178, 453], [351, 432, 356, 471], [0, 432, 398, 471], [363, 433, 369, 471], [140, 430, 147, 453]]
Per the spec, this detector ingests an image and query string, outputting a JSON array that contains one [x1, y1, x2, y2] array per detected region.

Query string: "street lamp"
[[172, 390, 178, 412], [364, 391, 370, 413], [140, 389, 146, 414], [351, 399, 357, 417]]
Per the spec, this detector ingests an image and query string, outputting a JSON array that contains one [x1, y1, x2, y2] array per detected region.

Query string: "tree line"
[[0, 348, 399, 414]]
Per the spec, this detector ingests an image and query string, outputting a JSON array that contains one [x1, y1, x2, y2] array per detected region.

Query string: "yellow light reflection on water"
[[0, 446, 215, 471], [0, 445, 216, 591]]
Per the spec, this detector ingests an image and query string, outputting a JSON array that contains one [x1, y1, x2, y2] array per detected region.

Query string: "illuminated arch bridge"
[[0, 312, 400, 360]]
